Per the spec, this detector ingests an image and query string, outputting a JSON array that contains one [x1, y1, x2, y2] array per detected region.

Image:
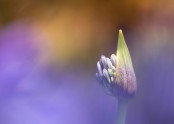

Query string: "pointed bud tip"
[[118, 29, 124, 40], [119, 29, 122, 34]]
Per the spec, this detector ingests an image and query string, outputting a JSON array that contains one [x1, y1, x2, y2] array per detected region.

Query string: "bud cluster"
[[96, 54, 116, 95]]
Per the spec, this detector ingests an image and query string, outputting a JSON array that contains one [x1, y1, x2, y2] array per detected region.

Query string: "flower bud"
[[96, 30, 137, 99]]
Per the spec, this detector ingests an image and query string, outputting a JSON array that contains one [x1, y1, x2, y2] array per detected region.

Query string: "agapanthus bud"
[[96, 30, 137, 99]]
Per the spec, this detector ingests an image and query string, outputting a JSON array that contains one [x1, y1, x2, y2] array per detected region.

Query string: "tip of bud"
[[119, 29, 122, 34]]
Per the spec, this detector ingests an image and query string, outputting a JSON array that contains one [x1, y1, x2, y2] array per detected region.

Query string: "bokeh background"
[[0, 0, 174, 124]]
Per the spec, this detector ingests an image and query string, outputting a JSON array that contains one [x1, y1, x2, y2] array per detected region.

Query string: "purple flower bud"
[[97, 61, 103, 76], [103, 69, 111, 83], [96, 30, 137, 100], [108, 69, 114, 77], [100, 55, 107, 69], [106, 58, 112, 69], [110, 54, 116, 66]]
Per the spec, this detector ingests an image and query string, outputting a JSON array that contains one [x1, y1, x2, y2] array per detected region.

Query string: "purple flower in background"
[[0, 22, 118, 124], [0, 22, 41, 97]]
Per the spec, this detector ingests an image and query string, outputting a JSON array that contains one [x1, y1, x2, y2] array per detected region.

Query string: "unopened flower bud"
[[96, 30, 137, 99]]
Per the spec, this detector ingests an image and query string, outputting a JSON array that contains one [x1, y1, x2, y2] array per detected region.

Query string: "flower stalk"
[[116, 99, 128, 124]]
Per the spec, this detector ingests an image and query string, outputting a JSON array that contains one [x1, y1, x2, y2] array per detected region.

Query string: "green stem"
[[115, 99, 128, 124]]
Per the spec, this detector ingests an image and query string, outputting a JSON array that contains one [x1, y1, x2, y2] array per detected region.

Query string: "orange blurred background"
[[1, 0, 170, 67]]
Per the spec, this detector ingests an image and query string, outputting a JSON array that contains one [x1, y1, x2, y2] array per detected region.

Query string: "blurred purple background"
[[0, 0, 174, 124]]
